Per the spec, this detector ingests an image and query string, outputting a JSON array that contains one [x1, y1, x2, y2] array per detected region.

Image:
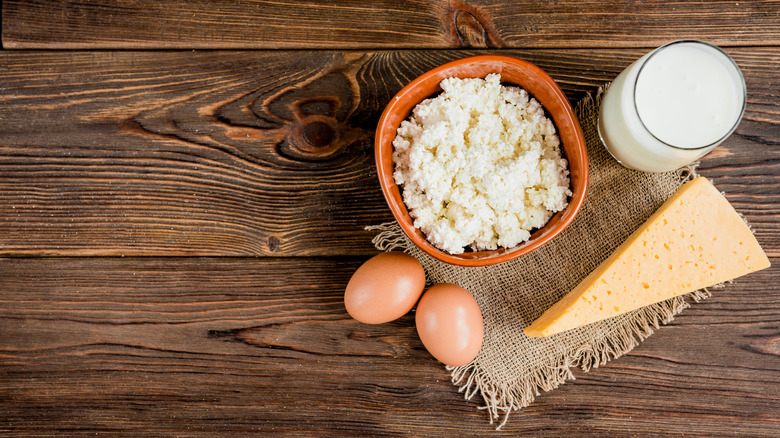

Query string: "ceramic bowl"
[[375, 55, 588, 266]]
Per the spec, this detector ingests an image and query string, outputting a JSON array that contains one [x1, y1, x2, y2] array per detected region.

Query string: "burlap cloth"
[[369, 88, 715, 428]]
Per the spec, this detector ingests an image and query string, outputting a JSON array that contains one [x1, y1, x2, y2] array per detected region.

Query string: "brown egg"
[[415, 283, 484, 367], [344, 252, 426, 324]]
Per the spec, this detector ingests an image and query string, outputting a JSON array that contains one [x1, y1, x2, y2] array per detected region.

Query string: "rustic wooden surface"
[[1, 1, 779, 437], [3, 0, 780, 49], [0, 49, 777, 257], [1, 257, 778, 437]]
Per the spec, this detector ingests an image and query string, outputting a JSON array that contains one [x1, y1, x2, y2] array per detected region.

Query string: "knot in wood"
[[267, 236, 281, 252], [303, 121, 335, 148], [277, 116, 348, 164], [446, 2, 504, 48], [455, 10, 489, 48]]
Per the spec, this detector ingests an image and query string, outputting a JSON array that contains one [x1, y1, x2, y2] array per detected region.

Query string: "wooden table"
[[1, 1, 778, 436]]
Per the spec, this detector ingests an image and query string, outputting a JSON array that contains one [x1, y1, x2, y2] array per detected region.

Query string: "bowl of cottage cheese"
[[375, 55, 588, 266]]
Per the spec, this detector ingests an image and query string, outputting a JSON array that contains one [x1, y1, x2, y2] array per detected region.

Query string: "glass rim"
[[632, 39, 747, 151]]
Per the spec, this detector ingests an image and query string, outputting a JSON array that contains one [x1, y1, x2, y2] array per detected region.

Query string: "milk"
[[598, 41, 745, 172]]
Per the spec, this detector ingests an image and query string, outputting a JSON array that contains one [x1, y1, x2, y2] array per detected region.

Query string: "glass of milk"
[[598, 40, 746, 172]]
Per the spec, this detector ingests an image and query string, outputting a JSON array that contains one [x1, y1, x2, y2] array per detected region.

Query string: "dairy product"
[[598, 41, 745, 172], [392, 74, 571, 254], [524, 177, 770, 337]]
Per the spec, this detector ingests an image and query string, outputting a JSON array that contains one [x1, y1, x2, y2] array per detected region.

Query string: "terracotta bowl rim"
[[375, 54, 589, 266]]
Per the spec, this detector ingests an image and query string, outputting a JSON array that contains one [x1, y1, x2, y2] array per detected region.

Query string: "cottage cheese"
[[392, 74, 571, 254]]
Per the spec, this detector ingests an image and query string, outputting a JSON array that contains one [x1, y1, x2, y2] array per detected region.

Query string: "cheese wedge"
[[525, 177, 770, 337]]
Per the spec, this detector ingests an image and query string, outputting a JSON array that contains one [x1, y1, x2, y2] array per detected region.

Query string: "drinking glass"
[[598, 40, 746, 173]]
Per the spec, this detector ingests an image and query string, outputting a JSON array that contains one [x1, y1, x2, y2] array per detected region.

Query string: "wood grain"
[[3, 0, 780, 49], [0, 257, 778, 436], [0, 49, 777, 257], [2, 2, 778, 437]]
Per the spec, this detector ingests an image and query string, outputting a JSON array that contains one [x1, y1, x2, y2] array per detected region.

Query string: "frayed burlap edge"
[[370, 219, 713, 429], [448, 290, 713, 430]]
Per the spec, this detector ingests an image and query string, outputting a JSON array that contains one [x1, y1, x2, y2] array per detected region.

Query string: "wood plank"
[[0, 49, 778, 257], [3, 0, 780, 49], [0, 257, 777, 436]]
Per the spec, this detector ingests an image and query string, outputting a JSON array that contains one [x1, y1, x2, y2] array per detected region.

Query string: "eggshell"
[[344, 252, 426, 324], [415, 283, 483, 367]]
